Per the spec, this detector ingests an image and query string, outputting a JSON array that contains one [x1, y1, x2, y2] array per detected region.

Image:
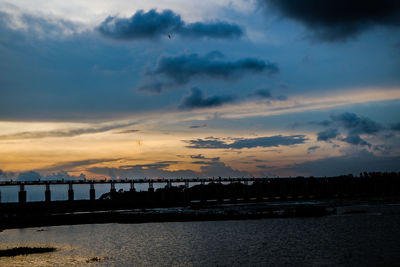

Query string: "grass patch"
[[0, 247, 56, 257]]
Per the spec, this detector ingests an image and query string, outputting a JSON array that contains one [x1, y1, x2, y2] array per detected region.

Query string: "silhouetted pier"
[[0, 173, 399, 204]]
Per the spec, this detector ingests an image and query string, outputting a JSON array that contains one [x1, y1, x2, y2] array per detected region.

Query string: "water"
[[1, 203, 400, 266]]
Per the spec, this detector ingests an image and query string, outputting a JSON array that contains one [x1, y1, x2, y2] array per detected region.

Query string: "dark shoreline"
[[0, 200, 334, 230], [2, 197, 399, 231], [0, 247, 56, 257]]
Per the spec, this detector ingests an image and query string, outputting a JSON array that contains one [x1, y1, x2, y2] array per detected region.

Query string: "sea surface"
[[1, 202, 400, 266]]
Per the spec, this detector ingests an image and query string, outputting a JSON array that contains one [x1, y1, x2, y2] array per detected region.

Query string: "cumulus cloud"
[[184, 135, 308, 149], [179, 88, 235, 110], [311, 112, 394, 148], [0, 122, 136, 140], [317, 128, 339, 141], [341, 134, 371, 147], [330, 112, 383, 135], [260, 0, 400, 42], [98, 9, 243, 40], [140, 51, 278, 92]]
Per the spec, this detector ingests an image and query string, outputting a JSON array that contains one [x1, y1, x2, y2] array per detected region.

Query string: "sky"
[[0, 0, 400, 180]]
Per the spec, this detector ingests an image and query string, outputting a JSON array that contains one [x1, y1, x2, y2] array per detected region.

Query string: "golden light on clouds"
[[0, 87, 399, 177]]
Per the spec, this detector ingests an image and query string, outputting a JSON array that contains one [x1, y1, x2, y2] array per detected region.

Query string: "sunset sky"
[[1, 0, 400, 180]]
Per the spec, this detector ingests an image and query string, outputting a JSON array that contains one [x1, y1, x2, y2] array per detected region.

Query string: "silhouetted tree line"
[[100, 172, 400, 206]]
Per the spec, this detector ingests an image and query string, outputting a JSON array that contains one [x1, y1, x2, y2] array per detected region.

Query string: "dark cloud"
[[260, 0, 400, 42], [330, 112, 383, 135], [256, 165, 272, 169], [374, 144, 394, 154], [190, 154, 206, 159], [38, 158, 121, 172], [390, 122, 400, 131], [254, 89, 272, 98], [341, 134, 371, 147], [191, 161, 211, 164], [141, 51, 278, 92], [0, 122, 136, 140], [117, 129, 140, 134], [285, 150, 400, 176], [184, 135, 308, 149], [317, 128, 339, 141], [121, 161, 179, 170], [252, 88, 287, 102], [98, 9, 243, 40], [179, 88, 235, 110], [240, 88, 288, 104], [190, 154, 220, 161], [315, 113, 386, 146], [307, 145, 320, 152], [189, 124, 207, 129]]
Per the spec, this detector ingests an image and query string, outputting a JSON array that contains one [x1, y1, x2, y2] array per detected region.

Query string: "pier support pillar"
[[184, 181, 190, 204], [200, 180, 207, 204], [130, 182, 136, 192], [243, 180, 249, 201], [45, 183, 51, 202], [217, 180, 223, 204], [18, 184, 27, 203], [68, 183, 74, 201], [110, 181, 116, 197], [90, 183, 96, 201], [148, 181, 154, 193], [0, 190, 2, 203]]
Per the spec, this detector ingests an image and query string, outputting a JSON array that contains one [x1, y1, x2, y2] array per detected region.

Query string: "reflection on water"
[[1, 203, 400, 266]]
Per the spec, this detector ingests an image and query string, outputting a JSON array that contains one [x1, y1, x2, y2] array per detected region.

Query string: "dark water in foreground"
[[1, 203, 400, 266]]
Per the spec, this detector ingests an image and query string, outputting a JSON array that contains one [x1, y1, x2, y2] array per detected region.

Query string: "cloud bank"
[[185, 135, 308, 149], [98, 9, 243, 40], [179, 88, 235, 110], [140, 51, 278, 92], [0, 122, 136, 140], [260, 0, 400, 41]]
